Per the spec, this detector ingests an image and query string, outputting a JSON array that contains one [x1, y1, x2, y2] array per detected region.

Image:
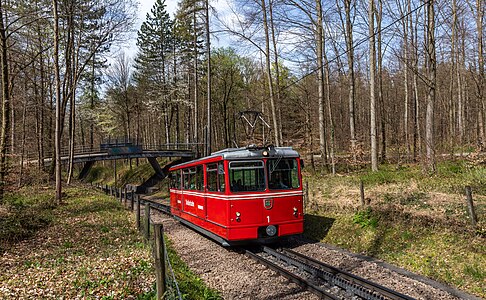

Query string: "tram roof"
[[170, 146, 300, 169]]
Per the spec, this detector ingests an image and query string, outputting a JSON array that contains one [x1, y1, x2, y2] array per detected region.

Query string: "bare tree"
[[369, 0, 378, 171], [261, 0, 280, 146], [338, 0, 357, 162], [0, 0, 10, 199], [425, 0, 436, 172], [52, 0, 62, 202]]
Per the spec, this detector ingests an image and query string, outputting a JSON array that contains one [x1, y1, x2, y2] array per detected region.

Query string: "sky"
[[123, 0, 231, 59], [123, 0, 177, 59]]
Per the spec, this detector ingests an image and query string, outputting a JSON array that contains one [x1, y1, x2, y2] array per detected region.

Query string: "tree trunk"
[[344, 0, 356, 162], [261, 0, 279, 147], [476, 0, 485, 145], [205, 0, 212, 154], [425, 0, 436, 172], [315, 0, 327, 168], [269, 0, 283, 145], [410, 1, 421, 161], [0, 3, 10, 200], [377, 0, 385, 163], [53, 0, 63, 202], [324, 46, 336, 175], [18, 92, 28, 188], [402, 0, 410, 160], [369, 0, 378, 171], [193, 8, 199, 145]]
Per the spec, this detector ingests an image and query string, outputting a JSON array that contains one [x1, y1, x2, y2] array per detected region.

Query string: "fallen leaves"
[[0, 187, 154, 299]]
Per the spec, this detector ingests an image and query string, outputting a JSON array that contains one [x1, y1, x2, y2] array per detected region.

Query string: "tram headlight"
[[266, 225, 277, 236], [236, 212, 241, 217], [262, 150, 269, 156], [293, 207, 298, 217]]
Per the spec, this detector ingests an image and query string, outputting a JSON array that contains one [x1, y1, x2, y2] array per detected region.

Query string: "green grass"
[[0, 186, 156, 298], [309, 160, 486, 196], [0, 189, 56, 253], [163, 238, 222, 300], [303, 159, 486, 297], [305, 210, 485, 297]]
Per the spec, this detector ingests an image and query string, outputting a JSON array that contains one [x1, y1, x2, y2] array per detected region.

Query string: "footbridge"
[[35, 138, 200, 193]]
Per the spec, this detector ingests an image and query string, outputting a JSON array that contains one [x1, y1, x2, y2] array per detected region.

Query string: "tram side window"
[[183, 168, 196, 190], [268, 158, 300, 190], [175, 171, 181, 189], [206, 164, 218, 192], [206, 162, 225, 192], [229, 161, 265, 192], [183, 169, 189, 189], [196, 166, 204, 191], [169, 171, 178, 189]]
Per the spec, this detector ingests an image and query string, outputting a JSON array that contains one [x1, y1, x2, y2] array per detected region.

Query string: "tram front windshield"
[[267, 158, 299, 190], [229, 158, 300, 192], [229, 161, 265, 192]]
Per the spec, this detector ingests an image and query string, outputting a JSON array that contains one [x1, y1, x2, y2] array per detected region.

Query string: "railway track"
[[245, 246, 416, 300], [117, 194, 415, 300]]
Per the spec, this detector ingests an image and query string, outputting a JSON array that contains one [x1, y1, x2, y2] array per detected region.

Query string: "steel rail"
[[245, 249, 339, 299], [263, 246, 415, 300], [280, 248, 415, 300]]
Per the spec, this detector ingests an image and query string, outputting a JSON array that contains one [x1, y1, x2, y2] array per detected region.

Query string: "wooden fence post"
[[145, 204, 151, 240], [131, 191, 135, 211], [136, 195, 141, 231], [154, 224, 166, 299], [360, 181, 365, 206], [304, 181, 309, 211], [465, 186, 478, 227]]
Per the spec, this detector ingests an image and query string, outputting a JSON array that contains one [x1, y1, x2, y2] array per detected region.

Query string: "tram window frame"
[[218, 162, 226, 192], [176, 171, 181, 189], [206, 162, 226, 192], [183, 167, 197, 190], [169, 171, 177, 189], [267, 158, 300, 190], [170, 170, 182, 189], [206, 164, 218, 192], [229, 160, 265, 192]]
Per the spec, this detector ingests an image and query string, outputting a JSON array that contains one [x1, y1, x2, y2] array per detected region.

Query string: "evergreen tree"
[[134, 0, 175, 144], [134, 0, 173, 85]]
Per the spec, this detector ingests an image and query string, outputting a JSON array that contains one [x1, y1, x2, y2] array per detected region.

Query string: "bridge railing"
[[30, 142, 204, 161]]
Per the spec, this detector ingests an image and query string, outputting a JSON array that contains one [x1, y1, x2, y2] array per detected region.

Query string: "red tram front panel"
[[227, 192, 303, 240]]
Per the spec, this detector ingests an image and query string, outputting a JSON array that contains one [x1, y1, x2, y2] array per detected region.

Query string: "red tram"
[[168, 146, 304, 246]]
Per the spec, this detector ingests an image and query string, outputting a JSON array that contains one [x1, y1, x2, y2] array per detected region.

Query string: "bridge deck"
[[39, 150, 195, 165]]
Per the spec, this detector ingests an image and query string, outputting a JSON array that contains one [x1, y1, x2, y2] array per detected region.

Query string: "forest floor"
[[0, 185, 219, 299], [304, 159, 486, 298]]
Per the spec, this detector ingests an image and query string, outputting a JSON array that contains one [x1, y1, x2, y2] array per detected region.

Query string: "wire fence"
[[93, 183, 183, 300]]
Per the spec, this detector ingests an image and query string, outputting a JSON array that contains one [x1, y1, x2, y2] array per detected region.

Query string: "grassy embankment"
[[304, 160, 485, 297], [0, 184, 220, 299]]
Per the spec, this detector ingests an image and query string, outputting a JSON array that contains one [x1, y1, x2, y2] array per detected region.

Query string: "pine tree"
[[134, 0, 173, 84], [134, 0, 174, 144]]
